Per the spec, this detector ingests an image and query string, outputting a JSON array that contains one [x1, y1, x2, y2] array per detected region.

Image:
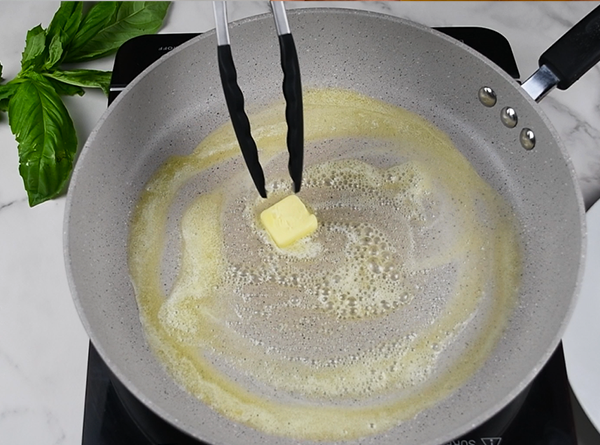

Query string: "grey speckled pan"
[[64, 8, 598, 445]]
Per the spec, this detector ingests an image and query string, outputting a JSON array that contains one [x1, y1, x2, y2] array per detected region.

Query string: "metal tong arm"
[[272, 2, 304, 193], [213, 1, 303, 197], [214, 1, 266, 197]]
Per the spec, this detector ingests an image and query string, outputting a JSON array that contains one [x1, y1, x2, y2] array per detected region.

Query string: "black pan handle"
[[539, 5, 600, 90], [279, 33, 303, 193], [217, 44, 267, 198]]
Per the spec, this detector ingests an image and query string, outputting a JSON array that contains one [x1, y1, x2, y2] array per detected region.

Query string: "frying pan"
[[65, 7, 599, 445]]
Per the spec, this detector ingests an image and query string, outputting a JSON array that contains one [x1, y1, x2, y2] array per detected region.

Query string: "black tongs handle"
[[213, 1, 303, 198], [217, 45, 267, 198], [279, 33, 303, 193]]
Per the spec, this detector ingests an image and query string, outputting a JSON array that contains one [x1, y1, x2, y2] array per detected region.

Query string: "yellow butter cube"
[[260, 195, 318, 248]]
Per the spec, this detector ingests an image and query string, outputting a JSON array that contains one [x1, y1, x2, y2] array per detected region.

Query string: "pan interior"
[[128, 88, 522, 441]]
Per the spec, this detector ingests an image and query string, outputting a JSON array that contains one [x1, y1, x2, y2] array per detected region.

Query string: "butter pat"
[[260, 195, 318, 248]]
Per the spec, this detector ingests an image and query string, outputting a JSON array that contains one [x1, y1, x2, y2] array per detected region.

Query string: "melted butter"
[[128, 89, 521, 440]]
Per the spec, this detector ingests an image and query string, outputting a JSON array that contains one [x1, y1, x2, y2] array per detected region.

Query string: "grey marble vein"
[[0, 198, 27, 213]]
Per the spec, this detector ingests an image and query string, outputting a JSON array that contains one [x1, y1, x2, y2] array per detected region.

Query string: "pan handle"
[[522, 5, 600, 102]]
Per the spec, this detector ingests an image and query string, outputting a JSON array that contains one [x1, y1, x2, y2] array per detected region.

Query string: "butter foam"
[[128, 89, 521, 440]]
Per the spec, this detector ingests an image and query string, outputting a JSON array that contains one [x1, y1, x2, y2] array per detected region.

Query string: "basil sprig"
[[0, 2, 170, 206]]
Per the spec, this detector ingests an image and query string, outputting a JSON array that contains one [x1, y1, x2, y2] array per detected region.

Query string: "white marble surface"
[[0, 2, 599, 444]]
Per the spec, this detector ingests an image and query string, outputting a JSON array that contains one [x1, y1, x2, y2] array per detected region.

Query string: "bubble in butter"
[[260, 195, 318, 248], [128, 89, 522, 441]]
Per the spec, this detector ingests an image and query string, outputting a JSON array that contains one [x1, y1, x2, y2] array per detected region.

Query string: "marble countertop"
[[1, 2, 599, 444]]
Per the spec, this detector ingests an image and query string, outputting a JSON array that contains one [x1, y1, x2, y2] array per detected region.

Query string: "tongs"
[[213, 1, 303, 198]]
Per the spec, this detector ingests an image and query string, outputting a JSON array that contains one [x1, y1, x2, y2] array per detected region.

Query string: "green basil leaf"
[[0, 100, 8, 114], [0, 79, 20, 114], [0, 82, 19, 102], [63, 2, 119, 63], [0, 78, 24, 112], [44, 76, 85, 97], [43, 2, 84, 69], [46, 1, 83, 47], [44, 69, 111, 96], [21, 25, 47, 72], [8, 73, 77, 206], [65, 2, 170, 63], [44, 32, 65, 70]]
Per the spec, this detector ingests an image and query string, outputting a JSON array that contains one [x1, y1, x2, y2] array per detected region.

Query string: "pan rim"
[[63, 7, 587, 445]]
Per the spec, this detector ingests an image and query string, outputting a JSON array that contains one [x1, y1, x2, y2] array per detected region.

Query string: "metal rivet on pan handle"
[[520, 128, 536, 150], [478, 86, 497, 107], [501, 106, 518, 128]]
